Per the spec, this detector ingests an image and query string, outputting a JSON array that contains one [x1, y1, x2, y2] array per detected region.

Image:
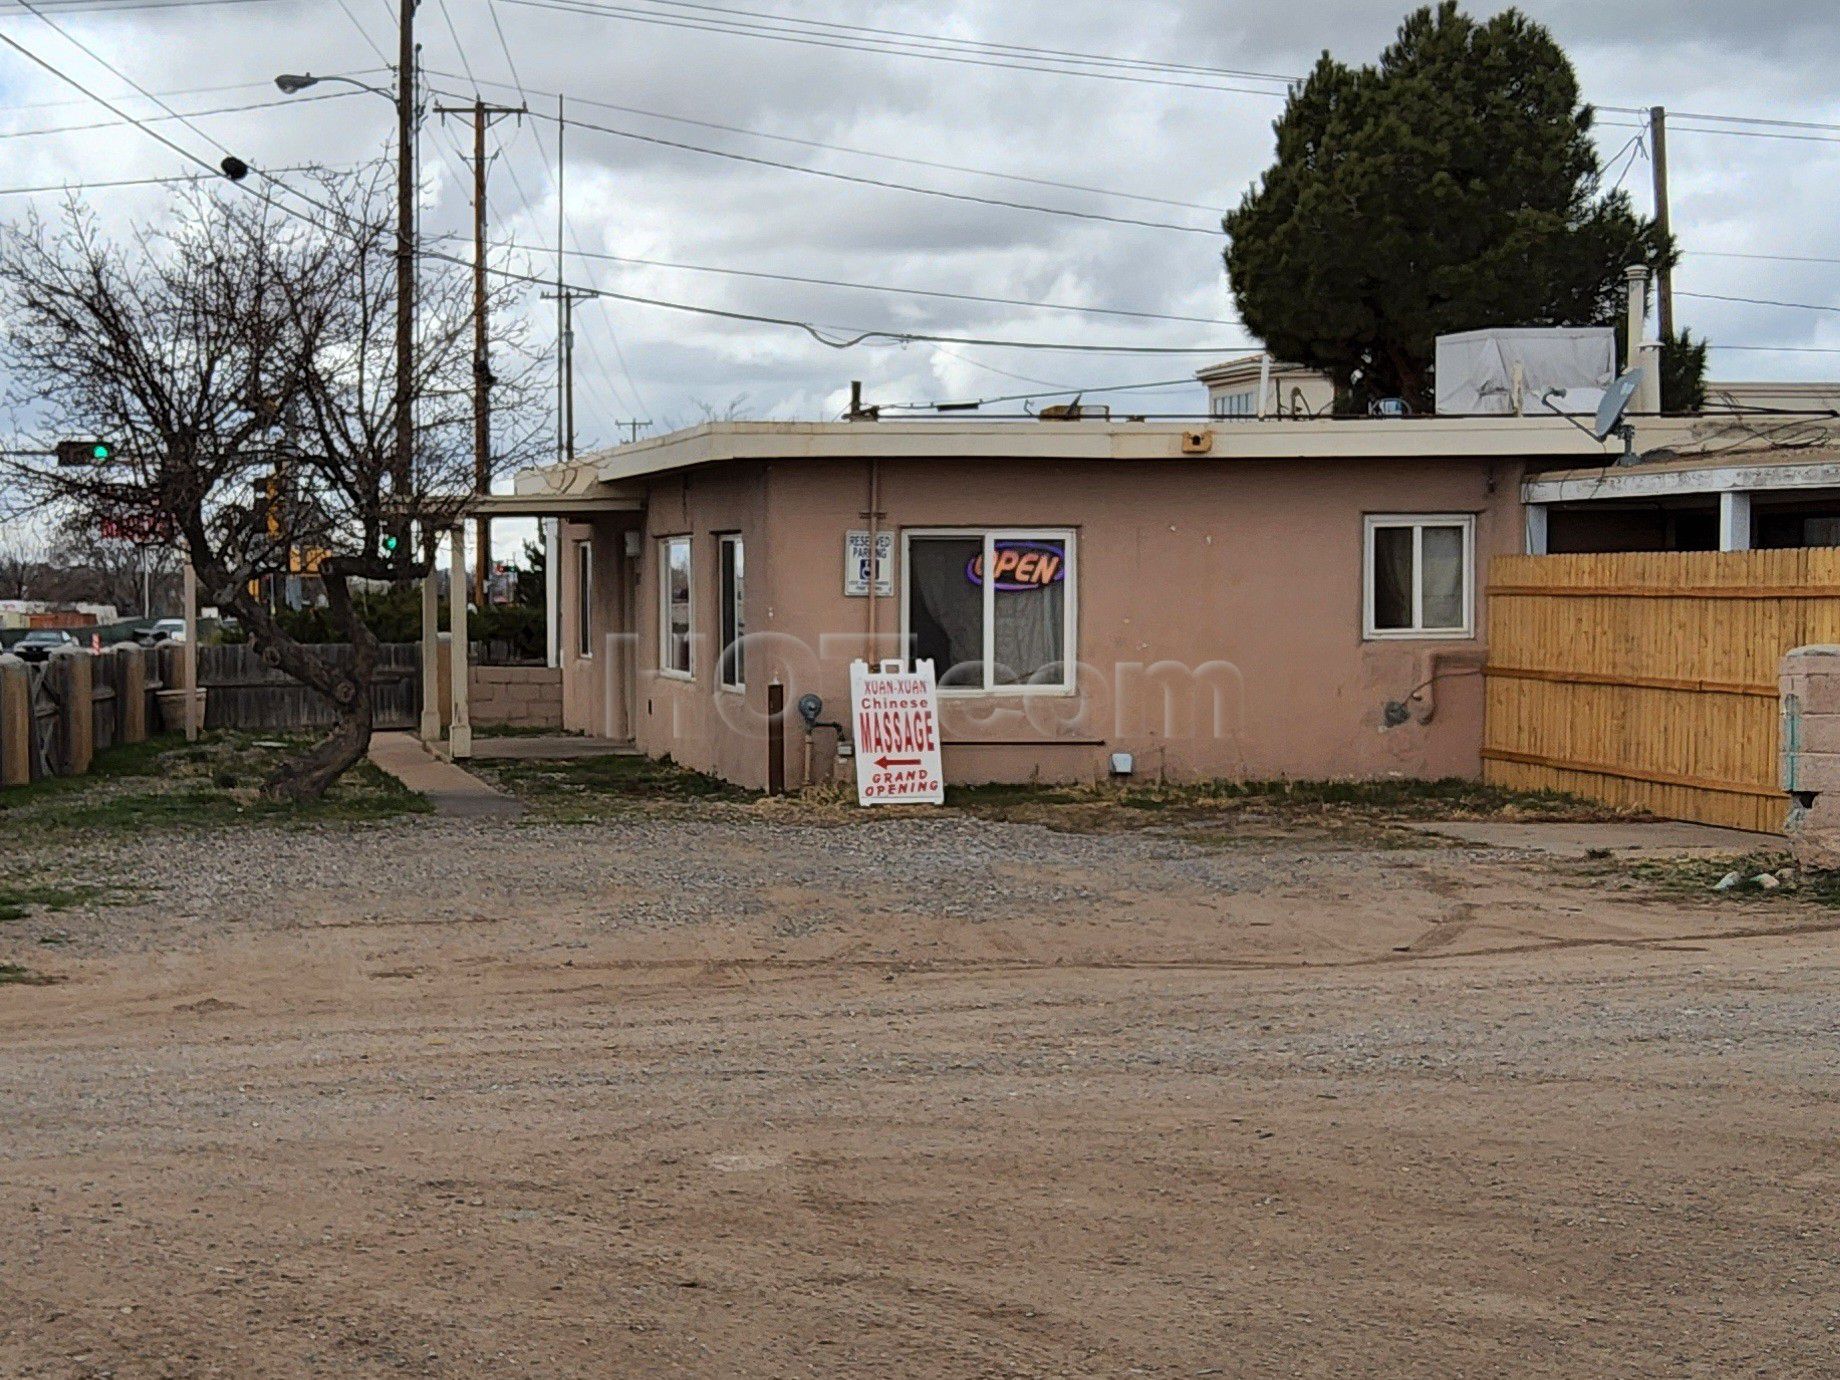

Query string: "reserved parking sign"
[[850, 659, 945, 806]]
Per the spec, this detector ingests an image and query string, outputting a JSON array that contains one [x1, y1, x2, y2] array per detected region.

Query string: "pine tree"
[[1224, 3, 1686, 412]]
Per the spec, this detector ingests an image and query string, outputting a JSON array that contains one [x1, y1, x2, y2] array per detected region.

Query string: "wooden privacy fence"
[[188, 642, 421, 732], [1482, 549, 1840, 834]]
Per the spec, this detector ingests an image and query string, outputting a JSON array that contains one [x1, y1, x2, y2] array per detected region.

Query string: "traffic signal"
[[382, 534, 400, 555], [55, 440, 113, 465]]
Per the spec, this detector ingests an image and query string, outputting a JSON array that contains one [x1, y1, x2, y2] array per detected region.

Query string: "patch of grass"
[[1629, 850, 1840, 906], [476, 751, 755, 820], [942, 776, 1634, 837], [0, 881, 116, 923], [0, 732, 431, 837]]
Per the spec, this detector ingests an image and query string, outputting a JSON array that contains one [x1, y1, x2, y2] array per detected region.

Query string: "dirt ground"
[[1, 805, 1836, 1379]]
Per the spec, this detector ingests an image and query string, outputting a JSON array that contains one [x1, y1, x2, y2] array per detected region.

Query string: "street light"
[[274, 42, 418, 564], [273, 72, 394, 100]]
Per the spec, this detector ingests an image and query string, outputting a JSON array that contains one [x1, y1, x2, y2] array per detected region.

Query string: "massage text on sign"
[[850, 659, 945, 806]]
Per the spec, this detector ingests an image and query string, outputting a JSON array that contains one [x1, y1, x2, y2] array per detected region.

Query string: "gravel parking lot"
[[2, 802, 1836, 1378]]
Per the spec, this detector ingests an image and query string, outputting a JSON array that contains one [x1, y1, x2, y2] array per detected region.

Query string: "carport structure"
[[420, 471, 637, 760]]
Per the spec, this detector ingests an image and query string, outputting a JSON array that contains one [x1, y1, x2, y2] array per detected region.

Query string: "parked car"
[[11, 629, 78, 662], [141, 618, 187, 645]]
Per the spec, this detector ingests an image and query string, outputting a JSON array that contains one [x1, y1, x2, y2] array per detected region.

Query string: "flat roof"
[[514, 416, 1668, 495]]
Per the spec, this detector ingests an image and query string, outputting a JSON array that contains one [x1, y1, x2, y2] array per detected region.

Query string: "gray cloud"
[[0, 0, 1835, 558]]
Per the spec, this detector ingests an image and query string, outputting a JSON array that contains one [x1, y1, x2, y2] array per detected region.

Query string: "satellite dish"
[[1593, 367, 1644, 441]]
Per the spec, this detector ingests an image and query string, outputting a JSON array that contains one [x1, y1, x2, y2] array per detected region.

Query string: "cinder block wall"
[[1781, 646, 1840, 865], [470, 666, 563, 730]]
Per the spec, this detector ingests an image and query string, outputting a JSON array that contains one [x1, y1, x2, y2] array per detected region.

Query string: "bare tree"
[[0, 527, 44, 600], [0, 167, 545, 797]]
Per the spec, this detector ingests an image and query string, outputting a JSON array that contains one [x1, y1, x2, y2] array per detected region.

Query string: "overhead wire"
[[493, 238, 1245, 327], [507, 101, 1219, 235], [420, 66, 1225, 214], [500, 0, 1295, 98], [625, 0, 1300, 84]]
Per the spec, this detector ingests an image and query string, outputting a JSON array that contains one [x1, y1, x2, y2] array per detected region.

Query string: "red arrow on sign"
[[875, 756, 922, 769]]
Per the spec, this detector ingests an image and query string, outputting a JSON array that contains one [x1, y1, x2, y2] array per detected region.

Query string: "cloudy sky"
[[0, 0, 1836, 557]]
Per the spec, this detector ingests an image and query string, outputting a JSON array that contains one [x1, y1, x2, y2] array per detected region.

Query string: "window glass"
[[719, 536, 744, 689], [1371, 526, 1414, 631], [1420, 525, 1466, 630], [575, 542, 592, 657], [661, 537, 692, 675], [1366, 517, 1471, 637], [989, 539, 1068, 685], [906, 531, 1075, 690], [908, 536, 985, 686]]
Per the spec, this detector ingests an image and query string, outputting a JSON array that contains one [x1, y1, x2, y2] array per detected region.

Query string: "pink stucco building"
[[514, 417, 1625, 791]]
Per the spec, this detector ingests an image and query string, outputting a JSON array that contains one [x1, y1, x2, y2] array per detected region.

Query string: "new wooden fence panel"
[[1483, 549, 1840, 834]]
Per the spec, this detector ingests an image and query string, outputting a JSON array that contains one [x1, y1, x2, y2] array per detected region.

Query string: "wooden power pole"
[[540, 95, 593, 464], [434, 96, 523, 598], [1650, 105, 1674, 344]]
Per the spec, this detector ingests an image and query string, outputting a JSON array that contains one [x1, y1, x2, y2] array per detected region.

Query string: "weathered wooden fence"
[[189, 642, 421, 732], [0, 644, 156, 789], [1482, 549, 1840, 833]]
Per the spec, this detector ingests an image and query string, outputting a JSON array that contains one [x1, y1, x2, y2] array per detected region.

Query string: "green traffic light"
[[91, 443, 110, 461], [382, 535, 399, 554]]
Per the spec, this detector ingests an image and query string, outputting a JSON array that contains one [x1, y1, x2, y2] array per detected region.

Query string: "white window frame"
[[1212, 389, 1255, 419], [657, 535, 694, 680], [574, 540, 593, 659], [1362, 513, 1476, 641], [718, 533, 745, 693], [900, 527, 1078, 696]]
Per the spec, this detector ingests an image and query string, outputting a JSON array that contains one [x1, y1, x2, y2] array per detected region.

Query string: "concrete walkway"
[[368, 732, 524, 819], [1406, 820, 1776, 858]]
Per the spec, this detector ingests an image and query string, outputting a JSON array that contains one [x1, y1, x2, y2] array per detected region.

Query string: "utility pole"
[[615, 420, 651, 445], [1650, 105, 1674, 344], [541, 94, 593, 462], [435, 96, 523, 596], [393, 0, 418, 537]]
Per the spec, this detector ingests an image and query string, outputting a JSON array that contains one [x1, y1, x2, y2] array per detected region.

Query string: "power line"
[[500, 0, 1293, 98], [0, 0, 281, 13], [421, 66, 1226, 213], [1691, 249, 1840, 267], [882, 375, 1206, 412], [0, 27, 235, 175], [496, 238, 1243, 326], [475, 272, 1245, 352], [13, 0, 246, 158], [484, 0, 528, 105], [1600, 102, 1840, 135], [1705, 344, 1840, 354], [0, 88, 361, 142], [627, 0, 1300, 84], [0, 162, 322, 196], [508, 101, 1219, 235], [1679, 290, 1840, 314]]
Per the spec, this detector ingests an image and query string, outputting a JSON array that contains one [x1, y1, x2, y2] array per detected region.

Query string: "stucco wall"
[[557, 513, 641, 740], [560, 452, 1526, 790]]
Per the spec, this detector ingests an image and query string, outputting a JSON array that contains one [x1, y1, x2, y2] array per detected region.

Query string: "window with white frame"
[[902, 529, 1076, 692], [659, 536, 693, 677], [1364, 514, 1475, 639], [1212, 389, 1256, 418], [575, 541, 593, 658], [718, 534, 744, 691]]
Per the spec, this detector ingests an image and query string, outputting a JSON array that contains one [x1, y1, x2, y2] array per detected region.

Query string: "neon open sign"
[[966, 540, 1066, 591]]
